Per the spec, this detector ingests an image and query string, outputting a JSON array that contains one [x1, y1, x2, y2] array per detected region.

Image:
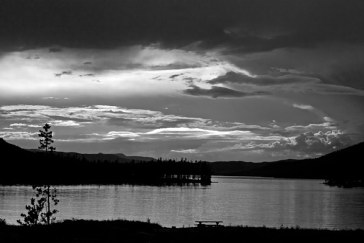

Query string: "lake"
[[1, 176, 364, 229]]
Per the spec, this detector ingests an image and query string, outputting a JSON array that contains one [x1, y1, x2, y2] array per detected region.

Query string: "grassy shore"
[[1, 219, 363, 243]]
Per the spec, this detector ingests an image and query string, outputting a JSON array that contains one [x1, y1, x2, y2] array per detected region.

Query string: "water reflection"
[[0, 176, 363, 229]]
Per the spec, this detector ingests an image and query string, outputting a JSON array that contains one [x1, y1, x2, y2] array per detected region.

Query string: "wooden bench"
[[195, 221, 223, 227]]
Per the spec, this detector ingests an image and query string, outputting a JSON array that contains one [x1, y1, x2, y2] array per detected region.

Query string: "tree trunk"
[[47, 185, 50, 225]]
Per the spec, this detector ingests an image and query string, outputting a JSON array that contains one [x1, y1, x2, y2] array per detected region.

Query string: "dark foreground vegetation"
[[0, 219, 363, 243], [0, 138, 211, 185]]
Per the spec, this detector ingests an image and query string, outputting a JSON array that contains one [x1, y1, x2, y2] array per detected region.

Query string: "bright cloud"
[[292, 104, 315, 111], [270, 130, 351, 154], [0, 131, 38, 140], [2, 45, 361, 103], [0, 47, 254, 99]]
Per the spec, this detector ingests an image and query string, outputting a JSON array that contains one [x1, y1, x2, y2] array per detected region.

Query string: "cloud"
[[145, 127, 255, 139], [0, 1, 363, 162], [48, 47, 62, 53], [9, 123, 41, 128], [292, 104, 315, 111], [0, 104, 251, 131], [271, 130, 351, 154], [2, 45, 363, 100], [0, 47, 233, 98], [0, 104, 357, 160], [208, 71, 317, 86], [169, 129, 351, 158], [50, 120, 82, 127], [203, 70, 364, 96], [169, 74, 182, 79], [227, 43, 364, 93], [0, 105, 340, 141], [284, 122, 336, 134], [81, 127, 283, 144], [42, 97, 69, 100], [79, 73, 95, 77], [0, 104, 285, 145], [0, 131, 38, 140], [25, 54, 40, 60], [183, 85, 269, 98], [87, 131, 140, 141], [309, 83, 364, 96], [170, 149, 198, 154], [55, 70, 72, 77], [283, 104, 338, 134], [1, 0, 364, 53]]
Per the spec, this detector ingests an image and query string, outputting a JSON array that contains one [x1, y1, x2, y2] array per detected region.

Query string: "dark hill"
[[27, 149, 154, 163], [0, 137, 33, 156], [210, 142, 364, 187]]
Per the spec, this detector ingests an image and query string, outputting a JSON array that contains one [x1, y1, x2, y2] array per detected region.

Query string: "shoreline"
[[1, 219, 363, 243]]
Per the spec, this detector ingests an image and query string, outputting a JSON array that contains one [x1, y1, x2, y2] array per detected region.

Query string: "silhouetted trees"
[[0, 140, 211, 185], [4, 154, 211, 185], [38, 123, 58, 224], [38, 123, 56, 153], [17, 185, 59, 226], [18, 124, 59, 225], [0, 218, 6, 226], [1, 126, 212, 186]]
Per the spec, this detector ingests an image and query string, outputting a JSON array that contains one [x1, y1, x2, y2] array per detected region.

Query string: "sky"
[[1, 0, 364, 161]]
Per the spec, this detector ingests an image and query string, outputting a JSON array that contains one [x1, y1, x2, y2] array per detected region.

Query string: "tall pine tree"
[[18, 123, 59, 225]]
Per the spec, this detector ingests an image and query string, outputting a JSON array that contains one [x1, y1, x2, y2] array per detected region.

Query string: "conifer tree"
[[18, 123, 59, 225]]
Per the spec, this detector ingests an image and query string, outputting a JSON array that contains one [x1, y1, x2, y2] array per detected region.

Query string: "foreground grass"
[[0, 219, 363, 243]]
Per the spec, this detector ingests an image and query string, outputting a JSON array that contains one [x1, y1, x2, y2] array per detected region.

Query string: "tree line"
[[1, 125, 211, 186]]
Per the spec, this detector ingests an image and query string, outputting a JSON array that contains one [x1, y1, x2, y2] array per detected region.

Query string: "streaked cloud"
[[0, 131, 38, 140], [55, 70, 72, 77], [0, 104, 354, 160], [0, 105, 271, 133], [9, 123, 41, 128], [183, 85, 269, 98], [170, 130, 351, 158], [208, 71, 317, 86], [292, 104, 315, 111]]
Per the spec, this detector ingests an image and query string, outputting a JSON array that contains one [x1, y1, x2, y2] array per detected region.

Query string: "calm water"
[[1, 176, 364, 229]]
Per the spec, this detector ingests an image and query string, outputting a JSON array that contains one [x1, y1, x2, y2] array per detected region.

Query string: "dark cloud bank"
[[1, 0, 364, 94], [183, 85, 269, 98], [1, 0, 364, 52]]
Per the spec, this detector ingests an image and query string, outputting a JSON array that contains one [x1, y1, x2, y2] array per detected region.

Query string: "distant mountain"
[[211, 142, 364, 187], [27, 149, 155, 163]]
